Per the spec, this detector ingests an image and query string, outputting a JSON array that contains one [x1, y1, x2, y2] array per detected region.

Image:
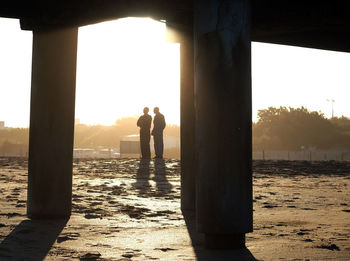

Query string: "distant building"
[[0, 121, 5, 129], [120, 135, 141, 157]]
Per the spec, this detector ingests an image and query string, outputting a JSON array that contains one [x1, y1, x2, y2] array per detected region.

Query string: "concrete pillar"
[[194, 0, 252, 248], [27, 27, 78, 219], [180, 25, 196, 211]]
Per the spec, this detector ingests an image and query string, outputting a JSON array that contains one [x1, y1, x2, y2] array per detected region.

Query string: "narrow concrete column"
[[27, 27, 78, 219], [180, 26, 196, 211], [194, 0, 253, 248]]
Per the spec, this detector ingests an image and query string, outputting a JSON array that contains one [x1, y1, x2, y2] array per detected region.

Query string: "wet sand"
[[0, 158, 349, 260]]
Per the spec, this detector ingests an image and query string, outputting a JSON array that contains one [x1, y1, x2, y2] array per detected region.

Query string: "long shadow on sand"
[[182, 210, 258, 261], [133, 159, 152, 195], [0, 218, 67, 260], [153, 158, 172, 195], [133, 159, 173, 196]]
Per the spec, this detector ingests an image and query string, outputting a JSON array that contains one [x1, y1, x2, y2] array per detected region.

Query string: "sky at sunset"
[[1, 17, 350, 128]]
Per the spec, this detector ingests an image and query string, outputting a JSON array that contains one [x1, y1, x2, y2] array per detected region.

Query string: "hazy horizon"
[[1, 17, 350, 128]]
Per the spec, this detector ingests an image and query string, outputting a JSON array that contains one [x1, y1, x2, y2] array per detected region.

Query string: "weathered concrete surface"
[[27, 27, 78, 218], [180, 25, 196, 211], [194, 0, 253, 242], [3, 1, 350, 53], [1, 158, 350, 260]]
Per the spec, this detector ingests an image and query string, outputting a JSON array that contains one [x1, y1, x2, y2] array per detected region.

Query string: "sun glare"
[[76, 18, 180, 126], [2, 17, 350, 128]]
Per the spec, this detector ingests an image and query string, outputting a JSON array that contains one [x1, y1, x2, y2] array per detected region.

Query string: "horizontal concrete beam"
[[4, 0, 346, 52]]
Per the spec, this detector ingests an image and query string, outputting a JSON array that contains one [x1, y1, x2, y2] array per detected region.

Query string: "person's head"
[[143, 107, 149, 114], [153, 107, 159, 114]]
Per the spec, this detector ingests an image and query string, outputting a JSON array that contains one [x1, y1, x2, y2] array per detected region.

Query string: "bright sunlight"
[[76, 18, 180, 126], [2, 17, 350, 127]]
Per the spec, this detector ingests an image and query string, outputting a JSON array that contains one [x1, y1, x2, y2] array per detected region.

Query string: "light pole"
[[327, 99, 335, 118]]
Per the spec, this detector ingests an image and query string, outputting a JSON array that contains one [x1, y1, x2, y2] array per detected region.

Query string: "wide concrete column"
[[180, 26, 196, 211], [194, 0, 253, 248], [27, 27, 78, 219]]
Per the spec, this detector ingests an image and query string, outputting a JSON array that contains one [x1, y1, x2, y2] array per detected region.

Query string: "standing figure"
[[137, 107, 152, 159], [152, 107, 166, 158]]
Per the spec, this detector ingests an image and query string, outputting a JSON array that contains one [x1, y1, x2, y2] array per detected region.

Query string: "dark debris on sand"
[[316, 243, 340, 251]]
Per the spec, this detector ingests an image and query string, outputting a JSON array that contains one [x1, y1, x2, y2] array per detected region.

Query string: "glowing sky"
[[76, 18, 179, 126], [1, 17, 350, 127]]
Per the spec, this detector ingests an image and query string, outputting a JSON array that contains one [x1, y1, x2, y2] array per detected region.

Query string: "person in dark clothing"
[[137, 107, 152, 159], [151, 107, 166, 158]]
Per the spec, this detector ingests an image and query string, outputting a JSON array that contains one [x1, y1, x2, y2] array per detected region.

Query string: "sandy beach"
[[0, 157, 349, 260]]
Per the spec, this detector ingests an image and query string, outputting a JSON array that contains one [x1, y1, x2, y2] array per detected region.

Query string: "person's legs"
[[154, 134, 162, 158], [144, 133, 151, 158], [153, 133, 164, 158], [153, 135, 158, 157], [159, 133, 164, 158], [140, 136, 145, 158], [140, 133, 150, 158]]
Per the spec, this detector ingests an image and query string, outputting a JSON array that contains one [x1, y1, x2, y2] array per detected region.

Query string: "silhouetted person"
[[151, 107, 166, 158], [137, 107, 152, 159]]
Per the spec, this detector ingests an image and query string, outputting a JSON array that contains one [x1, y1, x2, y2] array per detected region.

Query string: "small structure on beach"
[[120, 135, 141, 157]]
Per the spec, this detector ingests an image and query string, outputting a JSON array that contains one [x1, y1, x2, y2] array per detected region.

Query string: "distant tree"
[[0, 118, 181, 157], [253, 106, 350, 150], [330, 116, 350, 132]]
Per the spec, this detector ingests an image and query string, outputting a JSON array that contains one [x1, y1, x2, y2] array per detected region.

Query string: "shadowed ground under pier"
[[0, 158, 349, 260]]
